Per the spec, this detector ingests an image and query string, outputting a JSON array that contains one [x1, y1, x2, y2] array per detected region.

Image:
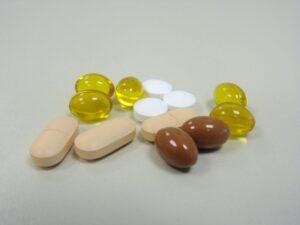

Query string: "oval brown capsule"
[[155, 127, 198, 169], [181, 116, 230, 149]]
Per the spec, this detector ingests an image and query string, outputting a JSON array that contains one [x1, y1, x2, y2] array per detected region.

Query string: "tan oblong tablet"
[[75, 118, 136, 160], [30, 117, 79, 167], [141, 108, 199, 142]]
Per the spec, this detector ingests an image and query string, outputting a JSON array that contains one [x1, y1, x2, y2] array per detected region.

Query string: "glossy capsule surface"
[[210, 103, 255, 136], [155, 127, 198, 169], [181, 116, 230, 149], [116, 76, 144, 108], [75, 73, 115, 97], [214, 83, 247, 107], [69, 91, 112, 121]]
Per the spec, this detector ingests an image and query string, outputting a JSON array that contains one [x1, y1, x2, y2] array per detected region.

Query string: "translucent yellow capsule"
[[214, 83, 247, 107], [75, 73, 115, 97], [116, 76, 144, 108], [69, 91, 112, 121], [210, 103, 255, 136]]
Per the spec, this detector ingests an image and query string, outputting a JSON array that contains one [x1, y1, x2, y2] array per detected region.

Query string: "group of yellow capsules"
[[30, 73, 255, 169]]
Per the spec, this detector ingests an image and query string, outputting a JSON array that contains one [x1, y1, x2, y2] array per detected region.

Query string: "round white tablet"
[[163, 90, 196, 109], [133, 98, 168, 122], [142, 79, 172, 98]]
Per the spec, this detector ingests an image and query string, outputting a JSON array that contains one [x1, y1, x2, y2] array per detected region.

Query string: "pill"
[[214, 82, 247, 107], [69, 90, 112, 121], [181, 116, 230, 149], [142, 79, 172, 98], [163, 90, 196, 109], [155, 127, 198, 169], [141, 108, 199, 142], [133, 98, 168, 122], [116, 76, 144, 108], [75, 118, 136, 160], [30, 117, 79, 167], [210, 103, 255, 136], [75, 73, 115, 97]]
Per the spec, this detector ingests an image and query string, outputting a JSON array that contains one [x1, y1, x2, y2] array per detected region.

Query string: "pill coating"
[[75, 73, 115, 97], [116, 76, 144, 108], [75, 118, 136, 160], [133, 98, 168, 122], [210, 102, 255, 136], [141, 108, 199, 142], [69, 90, 112, 121], [155, 127, 198, 169], [142, 79, 172, 98], [30, 116, 79, 167], [214, 82, 247, 107], [181, 116, 230, 149], [163, 90, 196, 109]]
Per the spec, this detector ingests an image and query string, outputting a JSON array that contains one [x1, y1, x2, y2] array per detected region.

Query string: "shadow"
[[198, 146, 221, 154], [230, 134, 248, 144], [206, 99, 216, 111], [169, 166, 191, 173], [112, 97, 133, 112]]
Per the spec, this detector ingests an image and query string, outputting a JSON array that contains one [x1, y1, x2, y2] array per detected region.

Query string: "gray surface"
[[0, 1, 299, 225]]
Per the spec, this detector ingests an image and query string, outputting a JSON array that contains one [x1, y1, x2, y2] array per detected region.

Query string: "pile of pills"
[[210, 83, 255, 136], [30, 73, 256, 170]]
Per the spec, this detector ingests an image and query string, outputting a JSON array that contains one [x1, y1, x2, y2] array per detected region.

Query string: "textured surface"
[[0, 1, 299, 225]]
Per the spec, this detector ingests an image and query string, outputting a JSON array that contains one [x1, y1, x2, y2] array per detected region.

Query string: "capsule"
[[214, 83, 247, 107], [155, 127, 198, 169], [210, 103, 255, 136], [75, 73, 115, 97], [116, 76, 144, 108], [69, 91, 112, 121], [181, 116, 230, 149]]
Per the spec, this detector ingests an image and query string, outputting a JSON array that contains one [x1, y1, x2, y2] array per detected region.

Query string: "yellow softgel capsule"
[[69, 91, 112, 121], [210, 102, 255, 136], [75, 73, 115, 97], [214, 83, 247, 107], [116, 76, 144, 108]]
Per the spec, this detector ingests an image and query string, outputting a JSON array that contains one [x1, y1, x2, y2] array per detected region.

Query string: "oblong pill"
[[141, 108, 199, 142], [30, 117, 79, 167], [75, 118, 136, 160]]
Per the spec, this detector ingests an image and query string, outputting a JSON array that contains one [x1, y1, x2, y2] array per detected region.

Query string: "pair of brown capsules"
[[141, 108, 230, 169]]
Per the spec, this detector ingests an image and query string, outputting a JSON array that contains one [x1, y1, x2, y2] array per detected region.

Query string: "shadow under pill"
[[198, 147, 221, 154], [112, 98, 132, 112]]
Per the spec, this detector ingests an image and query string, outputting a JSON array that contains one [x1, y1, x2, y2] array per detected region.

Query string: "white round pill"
[[142, 79, 172, 98], [163, 91, 196, 109], [133, 98, 168, 122]]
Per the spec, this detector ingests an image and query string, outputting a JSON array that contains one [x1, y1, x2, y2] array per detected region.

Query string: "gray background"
[[0, 1, 299, 225]]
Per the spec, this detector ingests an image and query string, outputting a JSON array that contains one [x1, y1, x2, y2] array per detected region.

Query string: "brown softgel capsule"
[[155, 127, 198, 169], [181, 116, 230, 149]]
